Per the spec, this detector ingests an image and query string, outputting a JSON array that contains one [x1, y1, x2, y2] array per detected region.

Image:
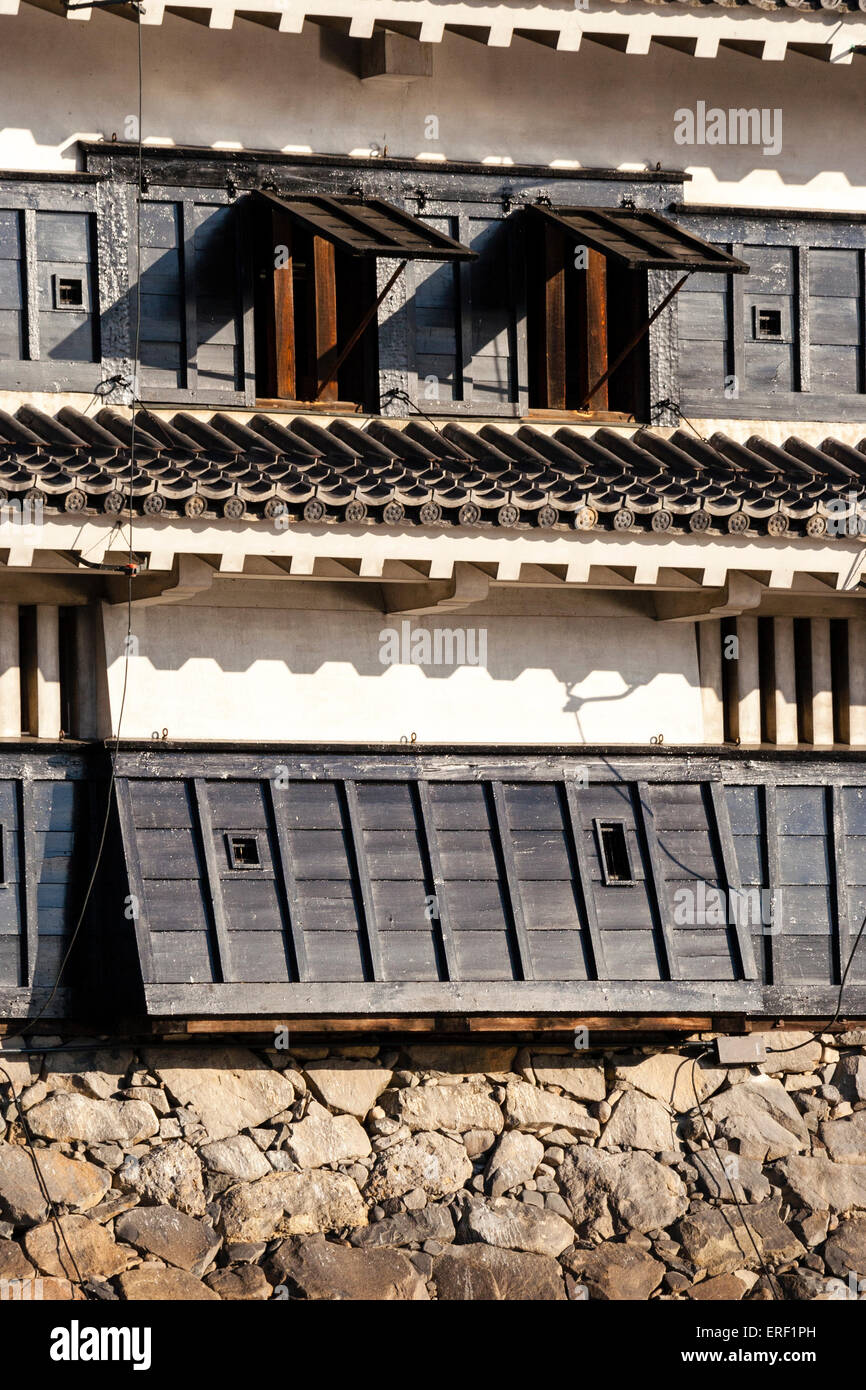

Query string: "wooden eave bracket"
[[381, 560, 490, 616], [653, 571, 765, 623]]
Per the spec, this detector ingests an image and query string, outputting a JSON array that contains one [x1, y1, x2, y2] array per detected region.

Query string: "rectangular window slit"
[[753, 306, 782, 340], [595, 819, 633, 885], [54, 276, 84, 310], [226, 834, 261, 869]]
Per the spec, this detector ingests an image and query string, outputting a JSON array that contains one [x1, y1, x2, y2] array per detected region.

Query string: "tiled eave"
[[1, 0, 865, 63], [3, 407, 866, 546]]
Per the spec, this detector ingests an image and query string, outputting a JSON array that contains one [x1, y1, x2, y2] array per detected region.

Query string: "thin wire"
[[0, 1061, 90, 1294], [19, 11, 144, 1035], [689, 1050, 783, 1301], [765, 907, 866, 1054]]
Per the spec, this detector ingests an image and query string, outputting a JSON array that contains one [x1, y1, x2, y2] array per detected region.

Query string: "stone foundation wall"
[[1, 1031, 866, 1302]]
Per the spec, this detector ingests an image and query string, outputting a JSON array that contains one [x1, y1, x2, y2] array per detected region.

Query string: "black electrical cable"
[[0, 1061, 90, 1294], [764, 907, 866, 1054], [19, 11, 144, 1036], [688, 1050, 783, 1301]]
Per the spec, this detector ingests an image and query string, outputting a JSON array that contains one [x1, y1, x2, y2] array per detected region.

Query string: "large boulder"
[[433, 1244, 565, 1300], [700, 1077, 809, 1161], [351, 1206, 455, 1249], [691, 1148, 771, 1203], [503, 1081, 599, 1137], [198, 1135, 271, 1183], [25, 1095, 159, 1146], [118, 1140, 205, 1216], [142, 1047, 295, 1142], [0, 1236, 35, 1280], [117, 1268, 220, 1300], [266, 1234, 428, 1300], [115, 1205, 221, 1276], [823, 1216, 866, 1279], [41, 1048, 134, 1100], [676, 1202, 804, 1276], [23, 1215, 127, 1280], [599, 1090, 678, 1153], [0, 1144, 110, 1225], [302, 1059, 392, 1119], [366, 1131, 472, 1202], [756, 1031, 822, 1076], [776, 1155, 866, 1213], [611, 1053, 726, 1112], [457, 1196, 573, 1258], [384, 1082, 503, 1136], [285, 1102, 372, 1169], [832, 1055, 866, 1104], [558, 1145, 688, 1236], [219, 1170, 367, 1242], [563, 1243, 665, 1300], [820, 1111, 866, 1165], [485, 1131, 544, 1198], [523, 1055, 606, 1103]]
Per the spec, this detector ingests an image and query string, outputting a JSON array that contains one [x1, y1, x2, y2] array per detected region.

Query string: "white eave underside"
[[1, 0, 865, 63]]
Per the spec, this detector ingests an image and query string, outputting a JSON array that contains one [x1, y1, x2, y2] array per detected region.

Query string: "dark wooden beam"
[[708, 780, 758, 979], [342, 779, 385, 981], [490, 782, 535, 981], [307, 234, 339, 403], [580, 248, 608, 410], [271, 210, 296, 400], [114, 779, 154, 986], [19, 779, 37, 988], [191, 778, 234, 985], [634, 781, 679, 980], [265, 778, 309, 984], [415, 780, 459, 982], [539, 222, 567, 410], [562, 779, 609, 979]]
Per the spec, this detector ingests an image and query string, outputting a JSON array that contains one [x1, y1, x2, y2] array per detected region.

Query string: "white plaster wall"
[[0, 8, 864, 210], [102, 603, 705, 743]]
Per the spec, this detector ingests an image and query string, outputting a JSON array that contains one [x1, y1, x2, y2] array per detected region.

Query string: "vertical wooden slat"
[[114, 780, 154, 985], [633, 781, 678, 980], [308, 234, 338, 402], [19, 778, 38, 988], [239, 203, 257, 407], [191, 778, 234, 984], [23, 208, 39, 362], [540, 222, 567, 410], [562, 779, 608, 979], [829, 784, 850, 987], [414, 780, 459, 982], [581, 248, 608, 410], [730, 244, 745, 398], [708, 781, 757, 979], [265, 778, 308, 983], [342, 779, 384, 981], [271, 211, 296, 399], [796, 244, 810, 394], [763, 783, 780, 983], [456, 211, 473, 403], [181, 199, 198, 396], [490, 782, 534, 981]]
